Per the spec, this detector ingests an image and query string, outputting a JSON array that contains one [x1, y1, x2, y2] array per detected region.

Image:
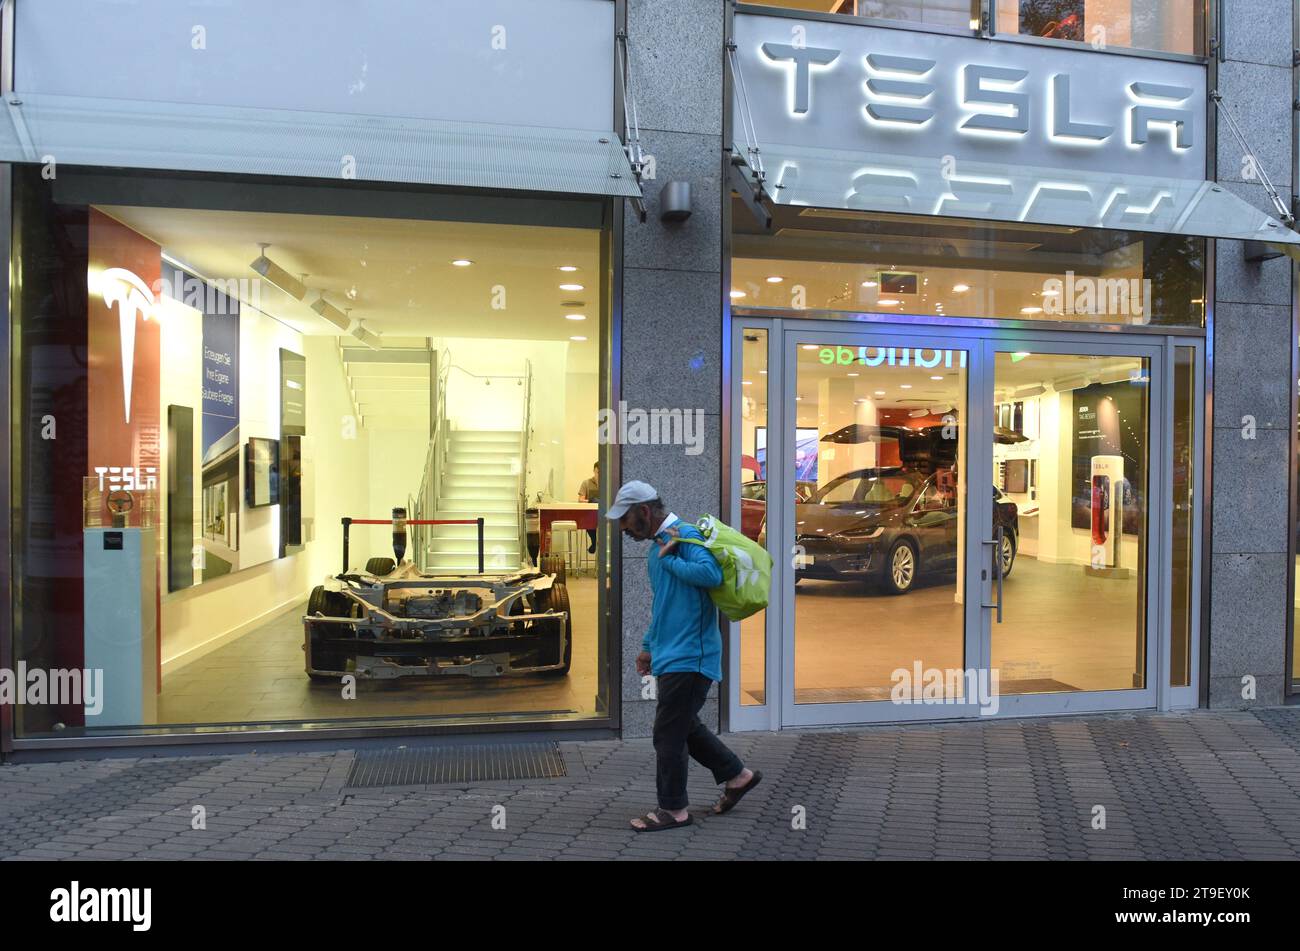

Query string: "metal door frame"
[[727, 315, 1183, 729]]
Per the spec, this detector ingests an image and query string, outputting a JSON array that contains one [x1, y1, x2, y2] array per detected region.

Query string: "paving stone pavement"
[[4, 709, 1300, 860]]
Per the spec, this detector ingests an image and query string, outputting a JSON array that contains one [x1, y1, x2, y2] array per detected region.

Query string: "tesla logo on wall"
[[99, 267, 156, 424]]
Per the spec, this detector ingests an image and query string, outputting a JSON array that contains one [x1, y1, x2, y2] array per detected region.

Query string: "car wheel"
[[537, 582, 572, 676], [999, 532, 1016, 579], [883, 540, 918, 595], [365, 557, 396, 576], [540, 553, 567, 584], [307, 585, 355, 617]]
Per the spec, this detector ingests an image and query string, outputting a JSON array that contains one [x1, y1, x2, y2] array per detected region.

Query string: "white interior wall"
[[161, 306, 317, 673], [564, 371, 598, 500]]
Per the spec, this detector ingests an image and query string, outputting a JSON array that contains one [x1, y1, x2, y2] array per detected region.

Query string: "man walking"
[[606, 480, 762, 832]]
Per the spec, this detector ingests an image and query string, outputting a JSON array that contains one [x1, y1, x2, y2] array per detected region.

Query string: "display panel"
[[10, 166, 611, 737]]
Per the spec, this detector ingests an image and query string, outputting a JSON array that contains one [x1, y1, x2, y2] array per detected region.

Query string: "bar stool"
[[550, 520, 579, 575]]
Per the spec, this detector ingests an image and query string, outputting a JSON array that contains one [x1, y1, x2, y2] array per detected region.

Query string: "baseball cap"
[[605, 480, 658, 520]]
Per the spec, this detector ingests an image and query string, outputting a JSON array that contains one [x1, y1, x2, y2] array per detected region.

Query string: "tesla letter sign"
[[735, 14, 1206, 182]]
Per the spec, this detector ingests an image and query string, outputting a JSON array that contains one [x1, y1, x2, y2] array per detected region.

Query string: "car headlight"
[[844, 526, 885, 540]]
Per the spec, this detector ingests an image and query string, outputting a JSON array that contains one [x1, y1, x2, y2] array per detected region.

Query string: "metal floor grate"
[[345, 741, 567, 788]]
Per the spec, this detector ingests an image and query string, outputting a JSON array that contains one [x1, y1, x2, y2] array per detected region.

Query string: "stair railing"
[[411, 346, 451, 571]]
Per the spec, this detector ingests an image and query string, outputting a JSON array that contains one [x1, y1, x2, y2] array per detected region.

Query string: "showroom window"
[[994, 0, 1205, 55], [741, 0, 980, 30], [10, 166, 612, 738], [731, 202, 1206, 328]]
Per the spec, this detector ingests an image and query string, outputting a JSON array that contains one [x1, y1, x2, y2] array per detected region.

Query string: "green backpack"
[[677, 515, 773, 621]]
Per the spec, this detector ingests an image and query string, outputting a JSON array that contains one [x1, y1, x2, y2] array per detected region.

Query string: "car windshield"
[[807, 471, 920, 507]]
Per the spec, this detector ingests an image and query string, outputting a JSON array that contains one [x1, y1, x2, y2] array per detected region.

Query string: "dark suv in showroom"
[[791, 467, 1019, 594]]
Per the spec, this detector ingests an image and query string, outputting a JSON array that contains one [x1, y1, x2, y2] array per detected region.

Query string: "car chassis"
[[304, 562, 572, 681]]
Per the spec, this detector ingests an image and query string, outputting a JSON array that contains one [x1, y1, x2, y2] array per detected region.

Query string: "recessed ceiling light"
[[874, 390, 886, 396], [847, 372, 859, 377], [569, 335, 587, 342], [801, 344, 818, 350], [560, 283, 584, 291], [451, 259, 473, 267], [930, 375, 944, 381], [953, 284, 970, 293], [564, 313, 586, 321], [795, 396, 803, 401], [877, 299, 901, 306], [759, 369, 767, 374], [558, 265, 579, 272], [730, 289, 746, 299], [742, 380, 753, 386], [766, 276, 783, 284], [1042, 288, 1061, 296], [900, 384, 912, 389], [861, 280, 878, 288], [1021, 306, 1043, 315]]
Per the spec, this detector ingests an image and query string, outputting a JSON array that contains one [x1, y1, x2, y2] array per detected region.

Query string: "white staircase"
[[426, 430, 525, 573]]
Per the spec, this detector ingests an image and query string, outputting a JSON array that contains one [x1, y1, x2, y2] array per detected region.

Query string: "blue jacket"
[[642, 516, 723, 682]]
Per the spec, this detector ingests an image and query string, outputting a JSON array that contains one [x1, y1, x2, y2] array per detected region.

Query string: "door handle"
[[980, 525, 1004, 623]]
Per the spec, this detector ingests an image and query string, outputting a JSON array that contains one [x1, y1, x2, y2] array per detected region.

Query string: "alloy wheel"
[[891, 544, 915, 590]]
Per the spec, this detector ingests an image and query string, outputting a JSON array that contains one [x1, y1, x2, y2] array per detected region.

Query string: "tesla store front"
[[0, 0, 634, 751], [722, 5, 1298, 729]]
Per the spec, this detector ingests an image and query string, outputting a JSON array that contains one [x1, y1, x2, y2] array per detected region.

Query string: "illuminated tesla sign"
[[737, 14, 1206, 182]]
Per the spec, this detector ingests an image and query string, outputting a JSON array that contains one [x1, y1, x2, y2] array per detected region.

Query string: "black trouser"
[[653, 672, 744, 811]]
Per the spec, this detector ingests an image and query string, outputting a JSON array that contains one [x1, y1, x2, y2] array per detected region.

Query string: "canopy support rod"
[[616, 30, 648, 223], [1211, 89, 1295, 227]]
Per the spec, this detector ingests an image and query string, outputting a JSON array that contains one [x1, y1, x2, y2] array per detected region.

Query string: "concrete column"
[[1208, 0, 1295, 707], [619, 0, 724, 737]]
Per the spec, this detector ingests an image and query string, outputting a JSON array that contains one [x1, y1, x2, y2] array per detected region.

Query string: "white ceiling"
[[99, 204, 602, 371]]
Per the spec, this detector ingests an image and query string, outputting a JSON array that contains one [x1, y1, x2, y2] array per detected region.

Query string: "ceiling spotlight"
[[766, 276, 783, 284], [564, 313, 586, 321], [861, 280, 878, 288], [953, 284, 970, 293], [311, 293, 352, 332], [249, 243, 306, 300], [730, 289, 747, 299], [560, 283, 585, 291], [451, 259, 474, 267], [558, 265, 579, 272], [351, 317, 381, 351], [900, 384, 912, 389]]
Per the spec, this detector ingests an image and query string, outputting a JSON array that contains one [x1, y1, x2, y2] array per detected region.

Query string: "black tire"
[[307, 585, 354, 618], [537, 582, 572, 676], [882, 539, 919, 595], [999, 531, 1017, 580], [366, 557, 396, 576], [540, 553, 566, 585]]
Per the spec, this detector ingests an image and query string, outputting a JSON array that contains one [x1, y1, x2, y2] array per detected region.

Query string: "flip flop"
[[630, 807, 693, 833], [713, 770, 763, 815]]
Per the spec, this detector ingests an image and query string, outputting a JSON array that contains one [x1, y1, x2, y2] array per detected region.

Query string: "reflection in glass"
[[991, 351, 1149, 694], [741, 0, 979, 31], [792, 342, 967, 703], [739, 330, 768, 705], [1170, 347, 1194, 687], [996, 0, 1204, 55]]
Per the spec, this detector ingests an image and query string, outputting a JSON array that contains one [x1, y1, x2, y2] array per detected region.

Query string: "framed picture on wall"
[[245, 437, 280, 508]]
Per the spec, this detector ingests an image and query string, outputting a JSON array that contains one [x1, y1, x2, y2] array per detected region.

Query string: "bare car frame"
[[303, 560, 572, 682]]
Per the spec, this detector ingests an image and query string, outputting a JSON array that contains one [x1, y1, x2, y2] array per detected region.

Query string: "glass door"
[[778, 328, 986, 726], [729, 321, 1171, 729], [976, 339, 1163, 715]]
